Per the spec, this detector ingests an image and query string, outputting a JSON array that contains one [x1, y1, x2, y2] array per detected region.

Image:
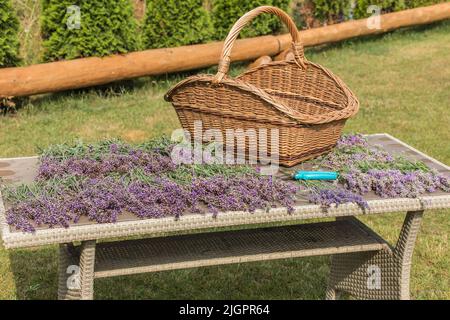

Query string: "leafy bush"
[[352, 0, 399, 19], [310, 0, 398, 22], [142, 0, 213, 49], [405, 0, 447, 7], [0, 0, 21, 67], [311, 0, 352, 23], [41, 0, 139, 61], [309, 0, 446, 23], [211, 0, 291, 40], [351, 0, 446, 19]]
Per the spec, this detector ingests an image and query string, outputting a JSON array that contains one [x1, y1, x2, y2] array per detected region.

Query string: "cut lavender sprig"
[[307, 188, 369, 211], [37, 150, 177, 180], [5, 134, 449, 233], [341, 169, 450, 198], [5, 174, 300, 233]]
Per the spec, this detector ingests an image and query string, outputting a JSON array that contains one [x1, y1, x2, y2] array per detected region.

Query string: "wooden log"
[[0, 35, 280, 98], [0, 3, 449, 98], [276, 2, 450, 48]]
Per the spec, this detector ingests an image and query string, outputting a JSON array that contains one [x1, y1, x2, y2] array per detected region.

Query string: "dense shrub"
[[404, 0, 447, 7], [352, 0, 446, 19], [142, 0, 213, 49], [308, 0, 446, 23], [41, 0, 139, 61], [211, 0, 291, 40], [311, 0, 352, 23], [352, 0, 400, 19], [310, 0, 398, 22], [0, 0, 21, 67]]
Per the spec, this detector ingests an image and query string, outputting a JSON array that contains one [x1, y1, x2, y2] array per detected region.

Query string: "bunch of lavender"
[[6, 195, 75, 233], [38, 137, 174, 161], [165, 162, 258, 185], [342, 168, 450, 198], [6, 133, 449, 233], [126, 177, 193, 219], [317, 133, 427, 173], [37, 145, 177, 180], [297, 180, 368, 210], [326, 133, 379, 169], [313, 134, 450, 197], [5, 174, 301, 233], [308, 188, 369, 211], [335, 133, 369, 150], [5, 177, 191, 232], [190, 175, 299, 216], [36, 137, 257, 185]]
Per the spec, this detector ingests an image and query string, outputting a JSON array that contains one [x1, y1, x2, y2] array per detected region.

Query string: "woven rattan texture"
[[92, 219, 387, 278], [165, 6, 359, 167], [326, 212, 423, 300]]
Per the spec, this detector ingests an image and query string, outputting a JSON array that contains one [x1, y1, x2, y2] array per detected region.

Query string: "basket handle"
[[213, 6, 306, 83]]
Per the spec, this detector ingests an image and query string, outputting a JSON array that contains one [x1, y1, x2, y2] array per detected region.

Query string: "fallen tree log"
[[0, 3, 449, 98]]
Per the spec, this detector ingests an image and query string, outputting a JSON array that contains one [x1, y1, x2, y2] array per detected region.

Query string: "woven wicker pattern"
[[2, 194, 449, 250], [55, 213, 426, 300], [326, 212, 423, 300], [57, 244, 81, 300], [79, 241, 96, 300], [56, 219, 387, 299], [165, 6, 359, 166], [93, 220, 388, 278]]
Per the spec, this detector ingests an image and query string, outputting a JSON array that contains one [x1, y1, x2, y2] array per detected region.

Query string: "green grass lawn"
[[0, 20, 449, 300]]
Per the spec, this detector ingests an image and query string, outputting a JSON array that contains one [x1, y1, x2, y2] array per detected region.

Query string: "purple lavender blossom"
[[6, 174, 301, 233], [190, 175, 299, 215], [341, 169, 450, 198], [308, 188, 368, 210], [336, 133, 368, 149], [7, 134, 450, 233], [37, 150, 177, 180]]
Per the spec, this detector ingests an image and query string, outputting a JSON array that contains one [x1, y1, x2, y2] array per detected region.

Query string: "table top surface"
[[1, 133, 449, 249]]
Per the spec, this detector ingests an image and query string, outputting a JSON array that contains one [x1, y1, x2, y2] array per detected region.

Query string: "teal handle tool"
[[293, 171, 338, 181]]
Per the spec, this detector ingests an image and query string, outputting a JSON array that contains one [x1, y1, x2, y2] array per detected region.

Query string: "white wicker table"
[[1, 134, 449, 300]]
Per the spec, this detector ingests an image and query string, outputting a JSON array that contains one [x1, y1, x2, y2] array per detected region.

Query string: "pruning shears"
[[293, 171, 339, 181]]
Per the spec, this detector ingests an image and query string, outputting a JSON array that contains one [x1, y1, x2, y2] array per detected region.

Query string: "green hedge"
[[41, 0, 139, 61], [0, 0, 20, 67], [353, 0, 447, 19], [311, 0, 446, 22], [352, 0, 401, 19], [311, 0, 351, 22], [142, 0, 213, 49], [211, 0, 291, 40], [405, 0, 448, 7], [310, 0, 390, 22], [8, 0, 448, 64]]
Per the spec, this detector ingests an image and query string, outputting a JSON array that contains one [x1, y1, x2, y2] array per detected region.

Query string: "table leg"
[[326, 210, 424, 300], [79, 240, 96, 300], [57, 243, 81, 300], [57, 240, 96, 300]]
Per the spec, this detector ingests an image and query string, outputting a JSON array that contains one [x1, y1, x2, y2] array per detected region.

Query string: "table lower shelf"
[[91, 218, 390, 279]]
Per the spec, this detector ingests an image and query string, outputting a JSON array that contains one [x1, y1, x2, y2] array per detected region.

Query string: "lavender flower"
[[37, 150, 177, 180], [336, 133, 368, 149], [190, 175, 299, 215], [7, 134, 449, 233], [341, 169, 450, 198], [307, 188, 368, 210], [6, 174, 301, 233]]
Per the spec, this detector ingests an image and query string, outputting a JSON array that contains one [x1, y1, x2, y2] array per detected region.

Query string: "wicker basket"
[[165, 6, 359, 167]]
